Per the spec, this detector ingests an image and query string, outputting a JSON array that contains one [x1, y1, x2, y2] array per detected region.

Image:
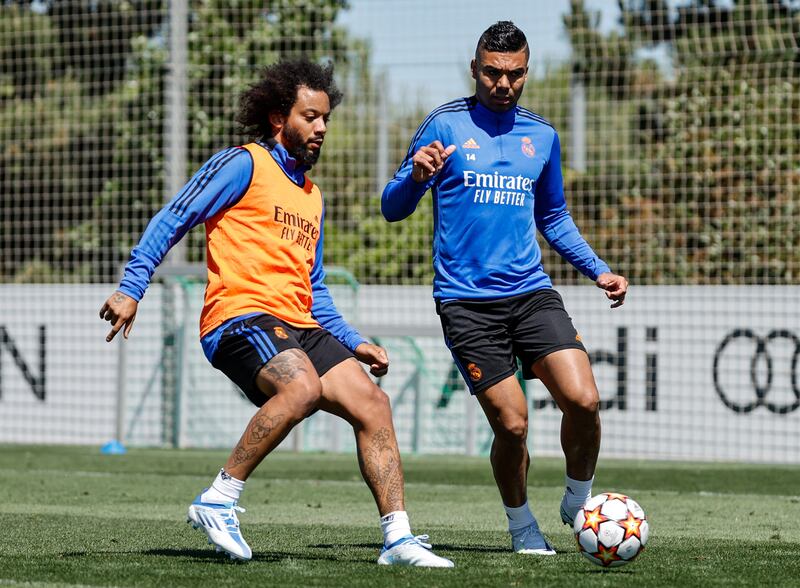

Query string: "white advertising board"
[[1, 284, 797, 464]]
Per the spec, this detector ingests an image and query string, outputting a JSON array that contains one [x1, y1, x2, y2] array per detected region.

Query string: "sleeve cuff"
[[592, 262, 612, 281], [346, 333, 369, 353], [117, 282, 144, 302]]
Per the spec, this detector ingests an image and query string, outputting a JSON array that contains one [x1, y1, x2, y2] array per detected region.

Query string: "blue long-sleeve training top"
[[117, 140, 366, 361], [382, 96, 611, 301]]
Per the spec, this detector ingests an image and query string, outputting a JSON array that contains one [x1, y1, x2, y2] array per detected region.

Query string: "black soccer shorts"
[[210, 313, 354, 406], [437, 288, 587, 394]]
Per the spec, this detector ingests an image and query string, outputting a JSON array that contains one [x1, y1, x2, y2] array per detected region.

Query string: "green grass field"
[[2, 445, 799, 587]]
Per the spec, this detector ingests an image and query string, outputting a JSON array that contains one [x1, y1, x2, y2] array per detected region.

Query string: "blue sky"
[[337, 0, 621, 107]]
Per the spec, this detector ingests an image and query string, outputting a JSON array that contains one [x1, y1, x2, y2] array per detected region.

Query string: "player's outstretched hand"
[[596, 272, 628, 308], [411, 141, 457, 183], [99, 291, 139, 342], [354, 342, 390, 377]]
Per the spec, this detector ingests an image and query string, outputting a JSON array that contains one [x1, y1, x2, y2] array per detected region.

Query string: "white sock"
[[380, 511, 411, 547], [564, 475, 594, 510], [504, 501, 536, 533], [200, 469, 245, 504]]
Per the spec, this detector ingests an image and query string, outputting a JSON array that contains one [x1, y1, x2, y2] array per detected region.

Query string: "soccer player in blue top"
[[382, 22, 628, 555]]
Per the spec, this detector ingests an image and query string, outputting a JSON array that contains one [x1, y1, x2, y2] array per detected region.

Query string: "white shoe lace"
[[216, 504, 245, 529], [411, 534, 432, 549]]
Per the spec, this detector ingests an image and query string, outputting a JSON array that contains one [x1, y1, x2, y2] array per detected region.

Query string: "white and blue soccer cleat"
[[377, 534, 454, 567], [187, 494, 252, 561], [511, 523, 556, 555]]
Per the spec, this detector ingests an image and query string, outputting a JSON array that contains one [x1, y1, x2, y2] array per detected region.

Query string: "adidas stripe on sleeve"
[[118, 147, 253, 301]]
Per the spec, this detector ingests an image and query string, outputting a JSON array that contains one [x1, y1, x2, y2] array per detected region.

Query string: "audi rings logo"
[[712, 329, 800, 414]]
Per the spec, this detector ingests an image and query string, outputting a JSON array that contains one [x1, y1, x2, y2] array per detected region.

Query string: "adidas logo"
[[462, 138, 480, 149]]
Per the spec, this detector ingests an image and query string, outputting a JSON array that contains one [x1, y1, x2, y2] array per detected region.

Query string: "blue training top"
[[117, 140, 366, 362], [382, 96, 611, 301]]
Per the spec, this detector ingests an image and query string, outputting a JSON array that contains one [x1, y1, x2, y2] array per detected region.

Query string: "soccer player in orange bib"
[[99, 58, 453, 568]]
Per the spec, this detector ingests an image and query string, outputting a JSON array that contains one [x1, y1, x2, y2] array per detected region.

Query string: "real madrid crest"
[[521, 136, 535, 158]]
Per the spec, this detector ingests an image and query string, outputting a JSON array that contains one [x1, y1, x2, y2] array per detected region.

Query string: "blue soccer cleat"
[[511, 523, 556, 555], [377, 534, 454, 567], [560, 489, 586, 527], [560, 500, 577, 526], [187, 493, 252, 561]]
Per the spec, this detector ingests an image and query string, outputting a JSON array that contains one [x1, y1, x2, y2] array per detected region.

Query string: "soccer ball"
[[573, 492, 649, 567]]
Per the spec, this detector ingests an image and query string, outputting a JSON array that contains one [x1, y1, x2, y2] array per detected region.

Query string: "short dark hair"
[[237, 57, 343, 138], [475, 21, 529, 57]]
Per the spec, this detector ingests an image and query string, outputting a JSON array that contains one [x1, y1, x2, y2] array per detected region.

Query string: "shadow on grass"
[[59, 548, 370, 565], [577, 567, 637, 575], [145, 548, 370, 564], [313, 542, 511, 554], [59, 549, 236, 564]]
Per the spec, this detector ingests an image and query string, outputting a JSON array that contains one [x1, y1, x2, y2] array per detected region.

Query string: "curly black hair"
[[237, 57, 343, 138], [475, 21, 529, 57]]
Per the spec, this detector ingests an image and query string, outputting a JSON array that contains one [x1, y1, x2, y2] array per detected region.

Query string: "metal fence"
[[1, 1, 798, 462]]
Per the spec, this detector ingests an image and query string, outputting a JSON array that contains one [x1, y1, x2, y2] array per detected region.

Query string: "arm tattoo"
[[264, 349, 308, 384], [112, 293, 126, 304], [359, 427, 404, 512]]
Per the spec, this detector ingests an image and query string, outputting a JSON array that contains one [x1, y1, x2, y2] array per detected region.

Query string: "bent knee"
[[352, 383, 392, 422], [331, 380, 393, 428], [496, 415, 528, 443], [564, 391, 599, 418], [283, 380, 323, 419]]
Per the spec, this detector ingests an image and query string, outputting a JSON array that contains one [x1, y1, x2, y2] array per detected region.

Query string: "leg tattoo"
[[358, 427, 404, 513], [248, 414, 285, 445], [264, 349, 308, 384], [225, 411, 286, 477], [230, 446, 258, 467]]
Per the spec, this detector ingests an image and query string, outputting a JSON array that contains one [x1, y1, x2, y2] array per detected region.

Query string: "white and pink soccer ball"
[[573, 492, 649, 567]]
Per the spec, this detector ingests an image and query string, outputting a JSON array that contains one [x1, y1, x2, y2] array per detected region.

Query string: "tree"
[[0, 0, 382, 282], [0, 1, 164, 282], [562, 0, 800, 285]]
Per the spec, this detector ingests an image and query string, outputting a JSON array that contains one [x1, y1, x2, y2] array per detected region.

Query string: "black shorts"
[[437, 288, 586, 394], [210, 314, 354, 407]]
